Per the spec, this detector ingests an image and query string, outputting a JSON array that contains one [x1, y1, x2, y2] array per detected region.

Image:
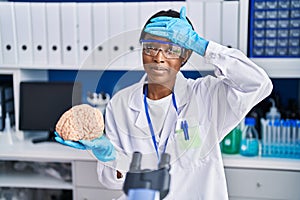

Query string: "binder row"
[[0, 1, 239, 70]]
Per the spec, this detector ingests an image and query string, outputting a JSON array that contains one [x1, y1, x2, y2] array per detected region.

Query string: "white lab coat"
[[97, 41, 273, 200]]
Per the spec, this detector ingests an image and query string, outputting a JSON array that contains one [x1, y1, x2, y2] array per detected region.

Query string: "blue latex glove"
[[54, 131, 86, 150], [80, 136, 116, 162], [144, 6, 209, 56], [54, 131, 116, 162]]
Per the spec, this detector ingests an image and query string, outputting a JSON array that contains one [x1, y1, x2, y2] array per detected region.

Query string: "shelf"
[[222, 154, 300, 171], [251, 58, 300, 78], [0, 169, 73, 190], [2, 58, 298, 78], [0, 63, 213, 71]]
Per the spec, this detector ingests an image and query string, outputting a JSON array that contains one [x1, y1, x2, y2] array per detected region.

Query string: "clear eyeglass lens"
[[142, 42, 182, 59]]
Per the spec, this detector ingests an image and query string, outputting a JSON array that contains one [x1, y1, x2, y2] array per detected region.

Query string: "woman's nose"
[[153, 50, 165, 63]]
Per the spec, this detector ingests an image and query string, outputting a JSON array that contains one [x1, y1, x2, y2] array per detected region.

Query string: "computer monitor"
[[19, 81, 82, 143]]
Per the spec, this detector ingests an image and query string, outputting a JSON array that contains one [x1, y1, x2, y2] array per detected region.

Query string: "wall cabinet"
[[1, 1, 298, 76]]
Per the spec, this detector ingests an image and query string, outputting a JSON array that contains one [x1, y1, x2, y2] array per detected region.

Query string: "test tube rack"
[[261, 119, 300, 159]]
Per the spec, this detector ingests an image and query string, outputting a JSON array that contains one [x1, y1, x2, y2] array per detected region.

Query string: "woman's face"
[[142, 34, 186, 88]]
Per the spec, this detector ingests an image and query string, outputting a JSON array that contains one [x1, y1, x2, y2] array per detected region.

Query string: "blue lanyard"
[[143, 85, 178, 160]]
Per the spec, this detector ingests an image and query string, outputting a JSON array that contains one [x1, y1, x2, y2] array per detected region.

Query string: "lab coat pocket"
[[174, 122, 209, 169], [177, 126, 202, 151]]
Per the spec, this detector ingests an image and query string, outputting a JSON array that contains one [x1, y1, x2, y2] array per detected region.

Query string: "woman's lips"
[[150, 65, 169, 73]]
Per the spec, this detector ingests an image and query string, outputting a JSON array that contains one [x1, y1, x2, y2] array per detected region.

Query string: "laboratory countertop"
[[0, 139, 95, 162], [222, 154, 300, 171], [1, 138, 300, 171]]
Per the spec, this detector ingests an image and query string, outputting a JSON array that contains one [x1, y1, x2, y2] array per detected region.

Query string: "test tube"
[[281, 120, 286, 156], [274, 119, 281, 156], [290, 120, 297, 157], [270, 121, 276, 155], [284, 120, 291, 156], [286, 120, 291, 156], [267, 120, 273, 156], [261, 118, 267, 156], [297, 120, 300, 158]]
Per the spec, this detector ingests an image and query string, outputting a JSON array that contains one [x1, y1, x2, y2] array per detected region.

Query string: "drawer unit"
[[76, 188, 123, 200], [74, 161, 123, 200], [225, 167, 300, 200], [74, 161, 103, 188]]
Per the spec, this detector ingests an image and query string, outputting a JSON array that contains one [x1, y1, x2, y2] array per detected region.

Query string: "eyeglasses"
[[140, 39, 185, 59]]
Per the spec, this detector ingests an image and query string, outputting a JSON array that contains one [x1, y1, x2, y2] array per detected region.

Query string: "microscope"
[[123, 152, 171, 200]]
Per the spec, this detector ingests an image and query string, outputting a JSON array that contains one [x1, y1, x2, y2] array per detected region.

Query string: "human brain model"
[[55, 104, 104, 141]]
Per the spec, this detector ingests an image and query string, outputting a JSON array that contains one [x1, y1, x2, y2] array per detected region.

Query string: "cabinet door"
[[74, 161, 104, 188], [225, 168, 300, 200], [76, 187, 123, 200]]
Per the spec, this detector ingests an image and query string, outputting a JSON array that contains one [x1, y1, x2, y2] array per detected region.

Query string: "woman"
[[97, 6, 272, 199]]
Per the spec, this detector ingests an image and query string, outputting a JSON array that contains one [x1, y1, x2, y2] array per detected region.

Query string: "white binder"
[[124, 3, 139, 37], [0, 2, 17, 65], [139, 2, 157, 28], [171, 1, 186, 12], [222, 1, 239, 48], [108, 2, 126, 68], [157, 1, 172, 12], [46, 3, 62, 66], [186, 1, 208, 71], [0, 34, 2, 65], [92, 3, 109, 68], [124, 2, 142, 70], [31, 3, 48, 65], [204, 2, 221, 43], [187, 1, 204, 40], [14, 2, 33, 65], [108, 2, 125, 68], [60, 2, 78, 66], [77, 3, 93, 68]]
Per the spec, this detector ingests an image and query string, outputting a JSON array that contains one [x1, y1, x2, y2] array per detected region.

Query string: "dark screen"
[[19, 82, 82, 131]]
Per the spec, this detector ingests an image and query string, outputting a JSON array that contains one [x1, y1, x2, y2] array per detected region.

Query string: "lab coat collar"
[[129, 72, 190, 112], [128, 73, 147, 112], [128, 74, 148, 135], [129, 72, 191, 134], [173, 72, 191, 111]]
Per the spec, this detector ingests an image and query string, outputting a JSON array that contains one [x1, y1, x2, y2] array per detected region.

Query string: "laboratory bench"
[[0, 138, 123, 200], [1, 137, 300, 200]]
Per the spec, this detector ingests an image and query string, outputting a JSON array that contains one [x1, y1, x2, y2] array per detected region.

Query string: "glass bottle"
[[220, 125, 242, 154], [240, 117, 259, 156]]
